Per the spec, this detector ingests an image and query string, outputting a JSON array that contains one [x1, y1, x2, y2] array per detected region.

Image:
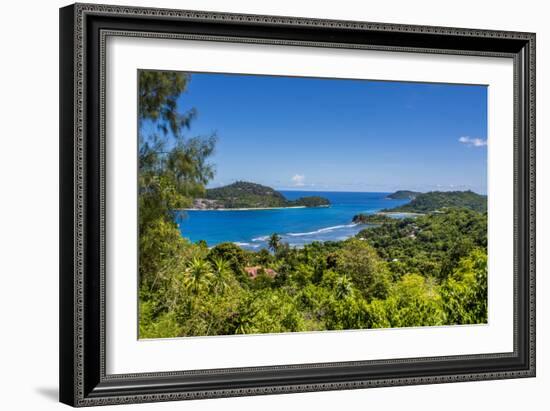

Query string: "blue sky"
[[170, 72, 487, 194]]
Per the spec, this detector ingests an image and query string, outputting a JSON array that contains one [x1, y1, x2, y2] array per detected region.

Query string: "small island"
[[189, 181, 330, 210]]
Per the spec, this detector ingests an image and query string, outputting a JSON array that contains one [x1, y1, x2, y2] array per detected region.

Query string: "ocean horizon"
[[175, 191, 411, 250]]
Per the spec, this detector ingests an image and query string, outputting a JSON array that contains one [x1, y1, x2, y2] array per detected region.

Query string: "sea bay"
[[175, 191, 410, 250]]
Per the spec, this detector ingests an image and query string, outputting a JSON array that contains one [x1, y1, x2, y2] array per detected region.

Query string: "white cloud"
[[458, 136, 487, 147], [291, 174, 305, 186]]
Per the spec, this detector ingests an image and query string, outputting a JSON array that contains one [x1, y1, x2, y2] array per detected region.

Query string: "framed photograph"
[[59, 3, 536, 407]]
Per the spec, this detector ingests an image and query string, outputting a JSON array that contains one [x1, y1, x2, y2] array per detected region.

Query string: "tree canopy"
[[140, 206, 488, 337], [138, 71, 217, 287]]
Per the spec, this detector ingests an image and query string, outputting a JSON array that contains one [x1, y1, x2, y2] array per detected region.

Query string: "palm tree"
[[183, 257, 212, 295], [233, 296, 262, 334], [335, 275, 353, 300], [210, 257, 232, 294], [268, 233, 281, 252]]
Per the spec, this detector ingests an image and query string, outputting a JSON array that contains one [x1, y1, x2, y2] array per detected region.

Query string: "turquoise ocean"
[[175, 191, 410, 250]]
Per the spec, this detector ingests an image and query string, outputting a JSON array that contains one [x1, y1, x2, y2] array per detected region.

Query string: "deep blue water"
[[175, 191, 410, 250]]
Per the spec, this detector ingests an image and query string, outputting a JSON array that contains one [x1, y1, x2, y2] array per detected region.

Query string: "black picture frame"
[[59, 3, 536, 407]]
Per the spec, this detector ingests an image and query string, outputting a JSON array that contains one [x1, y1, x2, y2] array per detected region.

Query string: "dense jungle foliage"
[[138, 71, 488, 338]]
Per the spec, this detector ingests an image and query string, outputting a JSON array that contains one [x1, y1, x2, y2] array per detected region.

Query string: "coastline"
[[176, 192, 412, 247]]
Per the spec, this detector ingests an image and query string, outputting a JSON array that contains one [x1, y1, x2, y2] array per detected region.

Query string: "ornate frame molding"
[[60, 3, 535, 407]]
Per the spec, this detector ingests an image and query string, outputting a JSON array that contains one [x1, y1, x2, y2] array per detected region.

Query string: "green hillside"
[[202, 181, 329, 209], [386, 190, 487, 213], [386, 190, 421, 200]]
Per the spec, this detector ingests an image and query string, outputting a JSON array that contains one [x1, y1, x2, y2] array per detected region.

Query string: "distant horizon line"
[[206, 183, 487, 196]]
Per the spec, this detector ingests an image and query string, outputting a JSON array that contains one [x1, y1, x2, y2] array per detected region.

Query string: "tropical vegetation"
[[352, 213, 397, 225]]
